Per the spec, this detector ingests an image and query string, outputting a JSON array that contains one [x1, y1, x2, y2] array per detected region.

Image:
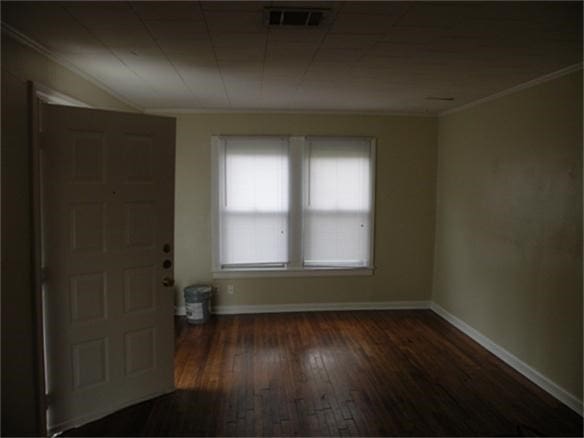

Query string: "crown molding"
[[440, 63, 583, 117], [34, 82, 91, 108], [144, 107, 437, 117], [1, 22, 143, 112]]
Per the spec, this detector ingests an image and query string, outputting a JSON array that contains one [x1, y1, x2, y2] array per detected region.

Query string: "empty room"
[[1, 1, 582, 436]]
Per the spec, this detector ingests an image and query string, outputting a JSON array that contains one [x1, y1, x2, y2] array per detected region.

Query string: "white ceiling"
[[3, 1, 582, 114]]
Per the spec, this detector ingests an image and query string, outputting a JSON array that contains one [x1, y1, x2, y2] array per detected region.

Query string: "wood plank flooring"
[[63, 310, 582, 436]]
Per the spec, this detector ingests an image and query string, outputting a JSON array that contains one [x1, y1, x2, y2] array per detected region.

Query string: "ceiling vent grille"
[[265, 8, 329, 27]]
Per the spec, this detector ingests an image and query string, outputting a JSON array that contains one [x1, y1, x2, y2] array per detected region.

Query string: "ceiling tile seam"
[[315, 5, 414, 89], [387, 3, 443, 30], [61, 5, 167, 101], [439, 62, 583, 117], [128, 1, 199, 105], [293, 2, 344, 96], [199, 2, 232, 108], [0, 22, 143, 112], [351, 3, 414, 77], [260, 23, 271, 106]]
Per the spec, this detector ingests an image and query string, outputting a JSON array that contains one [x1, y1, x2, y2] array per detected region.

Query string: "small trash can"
[[184, 284, 213, 324]]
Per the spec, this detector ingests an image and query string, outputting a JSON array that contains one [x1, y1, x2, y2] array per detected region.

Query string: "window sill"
[[212, 267, 374, 279]]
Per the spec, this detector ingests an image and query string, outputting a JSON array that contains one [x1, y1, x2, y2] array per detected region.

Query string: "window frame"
[[211, 135, 376, 278]]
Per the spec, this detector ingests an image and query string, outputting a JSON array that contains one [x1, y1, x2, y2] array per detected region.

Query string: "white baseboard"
[[176, 300, 430, 317], [430, 303, 583, 415], [213, 300, 430, 314]]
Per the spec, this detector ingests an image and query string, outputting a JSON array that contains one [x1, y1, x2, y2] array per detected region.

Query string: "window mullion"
[[288, 136, 305, 268], [211, 136, 223, 271]]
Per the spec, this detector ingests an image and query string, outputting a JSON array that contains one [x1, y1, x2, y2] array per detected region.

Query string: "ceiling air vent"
[[265, 8, 329, 27]]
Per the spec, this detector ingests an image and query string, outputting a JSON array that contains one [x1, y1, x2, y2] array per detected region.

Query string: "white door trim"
[[29, 81, 47, 437]]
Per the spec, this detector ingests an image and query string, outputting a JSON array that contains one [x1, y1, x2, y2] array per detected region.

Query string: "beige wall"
[[433, 71, 583, 401], [173, 114, 438, 308], [1, 34, 135, 436]]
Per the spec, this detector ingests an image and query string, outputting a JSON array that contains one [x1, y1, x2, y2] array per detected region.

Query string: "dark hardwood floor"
[[63, 310, 583, 437]]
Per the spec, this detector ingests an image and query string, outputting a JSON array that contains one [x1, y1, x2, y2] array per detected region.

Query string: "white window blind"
[[303, 137, 372, 268], [218, 136, 289, 267], [213, 135, 375, 275]]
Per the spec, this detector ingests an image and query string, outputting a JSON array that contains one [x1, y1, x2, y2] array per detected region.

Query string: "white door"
[[41, 104, 176, 433]]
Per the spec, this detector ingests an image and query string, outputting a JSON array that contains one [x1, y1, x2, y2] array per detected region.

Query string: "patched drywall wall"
[[433, 70, 583, 401]]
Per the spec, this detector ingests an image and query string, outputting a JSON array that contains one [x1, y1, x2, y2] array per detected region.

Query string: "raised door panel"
[[124, 328, 156, 376], [70, 202, 106, 253], [124, 202, 156, 249], [70, 272, 107, 323], [123, 135, 154, 184], [123, 266, 156, 314], [71, 132, 105, 183], [72, 338, 109, 390]]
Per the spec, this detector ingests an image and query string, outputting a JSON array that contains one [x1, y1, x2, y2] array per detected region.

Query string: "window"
[[218, 137, 289, 267], [304, 137, 372, 268], [212, 135, 375, 277]]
